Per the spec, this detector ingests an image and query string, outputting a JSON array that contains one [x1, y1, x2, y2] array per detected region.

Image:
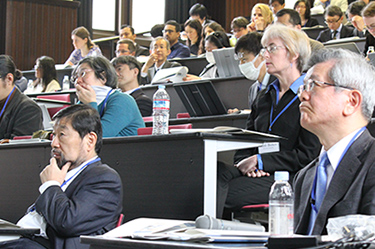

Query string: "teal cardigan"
[[89, 90, 145, 137]]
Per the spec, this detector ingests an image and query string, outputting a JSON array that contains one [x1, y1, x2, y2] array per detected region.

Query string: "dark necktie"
[[332, 30, 338, 40]]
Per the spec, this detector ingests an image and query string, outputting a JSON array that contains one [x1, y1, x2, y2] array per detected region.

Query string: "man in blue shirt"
[[163, 20, 190, 59]]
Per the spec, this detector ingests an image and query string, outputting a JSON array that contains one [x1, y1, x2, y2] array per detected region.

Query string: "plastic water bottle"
[[62, 75, 70, 90], [269, 171, 294, 235], [152, 85, 170, 135]]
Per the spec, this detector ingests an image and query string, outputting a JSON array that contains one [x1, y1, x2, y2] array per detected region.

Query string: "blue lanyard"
[[99, 89, 113, 117], [269, 94, 298, 132], [0, 86, 16, 119], [310, 126, 366, 212], [60, 157, 101, 188]]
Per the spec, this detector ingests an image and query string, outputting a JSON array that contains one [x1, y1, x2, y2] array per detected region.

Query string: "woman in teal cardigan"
[[72, 56, 144, 137]]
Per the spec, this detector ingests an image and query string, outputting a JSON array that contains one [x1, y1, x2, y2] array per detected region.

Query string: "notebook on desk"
[[173, 80, 227, 117]]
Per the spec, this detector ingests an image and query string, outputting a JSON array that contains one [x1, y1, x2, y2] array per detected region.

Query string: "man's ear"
[[343, 90, 362, 116], [85, 131, 98, 152]]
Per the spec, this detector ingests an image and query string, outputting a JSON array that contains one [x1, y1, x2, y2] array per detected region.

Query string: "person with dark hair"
[[294, 0, 319, 27], [317, 5, 355, 42], [115, 39, 136, 57], [140, 37, 181, 84], [25, 56, 61, 93], [0, 104, 123, 248], [71, 56, 144, 137], [164, 20, 190, 59], [111, 56, 152, 117], [183, 31, 230, 81], [150, 24, 165, 38], [270, 0, 285, 15], [0, 55, 43, 140], [230, 16, 250, 46], [64, 26, 102, 66], [200, 22, 226, 54], [119, 24, 150, 57], [184, 19, 202, 55], [346, 1, 367, 37], [275, 8, 324, 52], [362, 2, 375, 54], [189, 3, 212, 26]]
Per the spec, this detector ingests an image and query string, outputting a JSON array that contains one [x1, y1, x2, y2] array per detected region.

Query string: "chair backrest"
[[13, 136, 32, 140], [137, 123, 192, 135], [37, 94, 70, 118], [142, 116, 153, 123], [176, 112, 191, 119]]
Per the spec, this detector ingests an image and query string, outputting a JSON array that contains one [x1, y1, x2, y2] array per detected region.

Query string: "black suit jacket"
[[130, 88, 152, 117], [316, 25, 355, 43], [294, 130, 375, 235], [135, 43, 150, 57], [35, 160, 123, 249]]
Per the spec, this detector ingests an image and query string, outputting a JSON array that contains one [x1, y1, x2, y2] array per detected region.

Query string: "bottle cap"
[[275, 171, 289, 181], [158, 85, 166, 89]]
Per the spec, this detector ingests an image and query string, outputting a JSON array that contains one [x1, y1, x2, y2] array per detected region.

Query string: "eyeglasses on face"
[[70, 69, 93, 84], [260, 45, 287, 56], [297, 78, 354, 97], [324, 17, 341, 24]]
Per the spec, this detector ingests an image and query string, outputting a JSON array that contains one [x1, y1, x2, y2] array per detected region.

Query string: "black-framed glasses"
[[70, 69, 93, 84], [324, 17, 341, 24], [260, 45, 287, 56], [297, 78, 354, 97]]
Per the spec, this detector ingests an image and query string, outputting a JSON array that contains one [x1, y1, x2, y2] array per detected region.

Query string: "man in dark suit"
[[316, 5, 355, 42], [141, 37, 181, 84], [0, 104, 123, 248], [163, 20, 190, 59], [111, 55, 152, 117], [295, 48, 375, 235], [119, 24, 150, 57]]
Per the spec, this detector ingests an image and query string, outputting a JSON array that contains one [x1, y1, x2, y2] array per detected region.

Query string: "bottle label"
[[153, 99, 170, 110]]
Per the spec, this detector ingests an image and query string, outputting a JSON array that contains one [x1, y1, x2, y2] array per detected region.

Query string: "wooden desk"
[[0, 133, 269, 223], [80, 236, 266, 249]]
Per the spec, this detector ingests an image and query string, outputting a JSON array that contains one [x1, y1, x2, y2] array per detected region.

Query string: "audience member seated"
[[217, 25, 320, 218], [0, 104, 123, 248], [72, 56, 144, 137], [316, 5, 355, 42], [0, 55, 43, 140], [183, 31, 230, 81], [314, 0, 348, 12], [230, 16, 250, 46], [111, 56, 152, 117], [294, 49, 375, 235], [115, 39, 136, 57], [234, 33, 275, 111], [294, 0, 320, 27], [24, 56, 61, 94], [184, 19, 202, 56], [64, 26, 102, 67], [270, 0, 285, 16], [164, 20, 190, 59], [276, 9, 324, 53], [119, 24, 150, 57], [189, 3, 213, 26], [200, 22, 226, 54], [346, 1, 367, 37], [14, 76, 28, 92], [362, 2, 375, 54], [150, 24, 165, 38], [141, 37, 181, 84], [248, 3, 274, 33]]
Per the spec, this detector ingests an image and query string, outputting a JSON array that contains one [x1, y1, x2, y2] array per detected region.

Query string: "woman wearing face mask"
[[72, 56, 145, 137], [183, 31, 230, 81], [217, 25, 321, 218]]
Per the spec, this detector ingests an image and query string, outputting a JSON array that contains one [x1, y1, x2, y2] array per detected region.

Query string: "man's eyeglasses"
[[297, 78, 354, 97], [260, 45, 287, 56], [324, 17, 341, 24], [70, 69, 93, 84]]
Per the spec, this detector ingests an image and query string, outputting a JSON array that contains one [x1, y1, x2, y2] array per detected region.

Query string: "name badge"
[[258, 142, 279, 154]]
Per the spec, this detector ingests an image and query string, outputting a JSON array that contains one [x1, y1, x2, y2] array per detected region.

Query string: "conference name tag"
[[258, 142, 279, 154]]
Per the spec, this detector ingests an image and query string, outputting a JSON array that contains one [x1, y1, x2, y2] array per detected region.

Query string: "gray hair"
[[150, 36, 170, 51], [262, 24, 311, 72], [307, 48, 375, 120]]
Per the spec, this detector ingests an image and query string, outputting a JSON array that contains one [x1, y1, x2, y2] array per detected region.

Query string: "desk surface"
[[80, 236, 266, 249]]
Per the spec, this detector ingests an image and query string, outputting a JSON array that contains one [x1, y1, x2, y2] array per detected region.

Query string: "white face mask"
[[239, 53, 265, 81], [205, 51, 216, 64]]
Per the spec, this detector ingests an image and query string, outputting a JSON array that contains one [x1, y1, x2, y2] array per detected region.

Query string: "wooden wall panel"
[[1, 0, 80, 70]]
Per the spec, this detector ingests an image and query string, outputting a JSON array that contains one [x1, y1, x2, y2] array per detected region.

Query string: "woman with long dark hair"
[[184, 19, 202, 56], [25, 56, 60, 93]]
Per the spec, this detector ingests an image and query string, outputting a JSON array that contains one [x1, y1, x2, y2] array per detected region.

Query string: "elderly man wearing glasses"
[[294, 48, 375, 235], [317, 5, 355, 42]]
